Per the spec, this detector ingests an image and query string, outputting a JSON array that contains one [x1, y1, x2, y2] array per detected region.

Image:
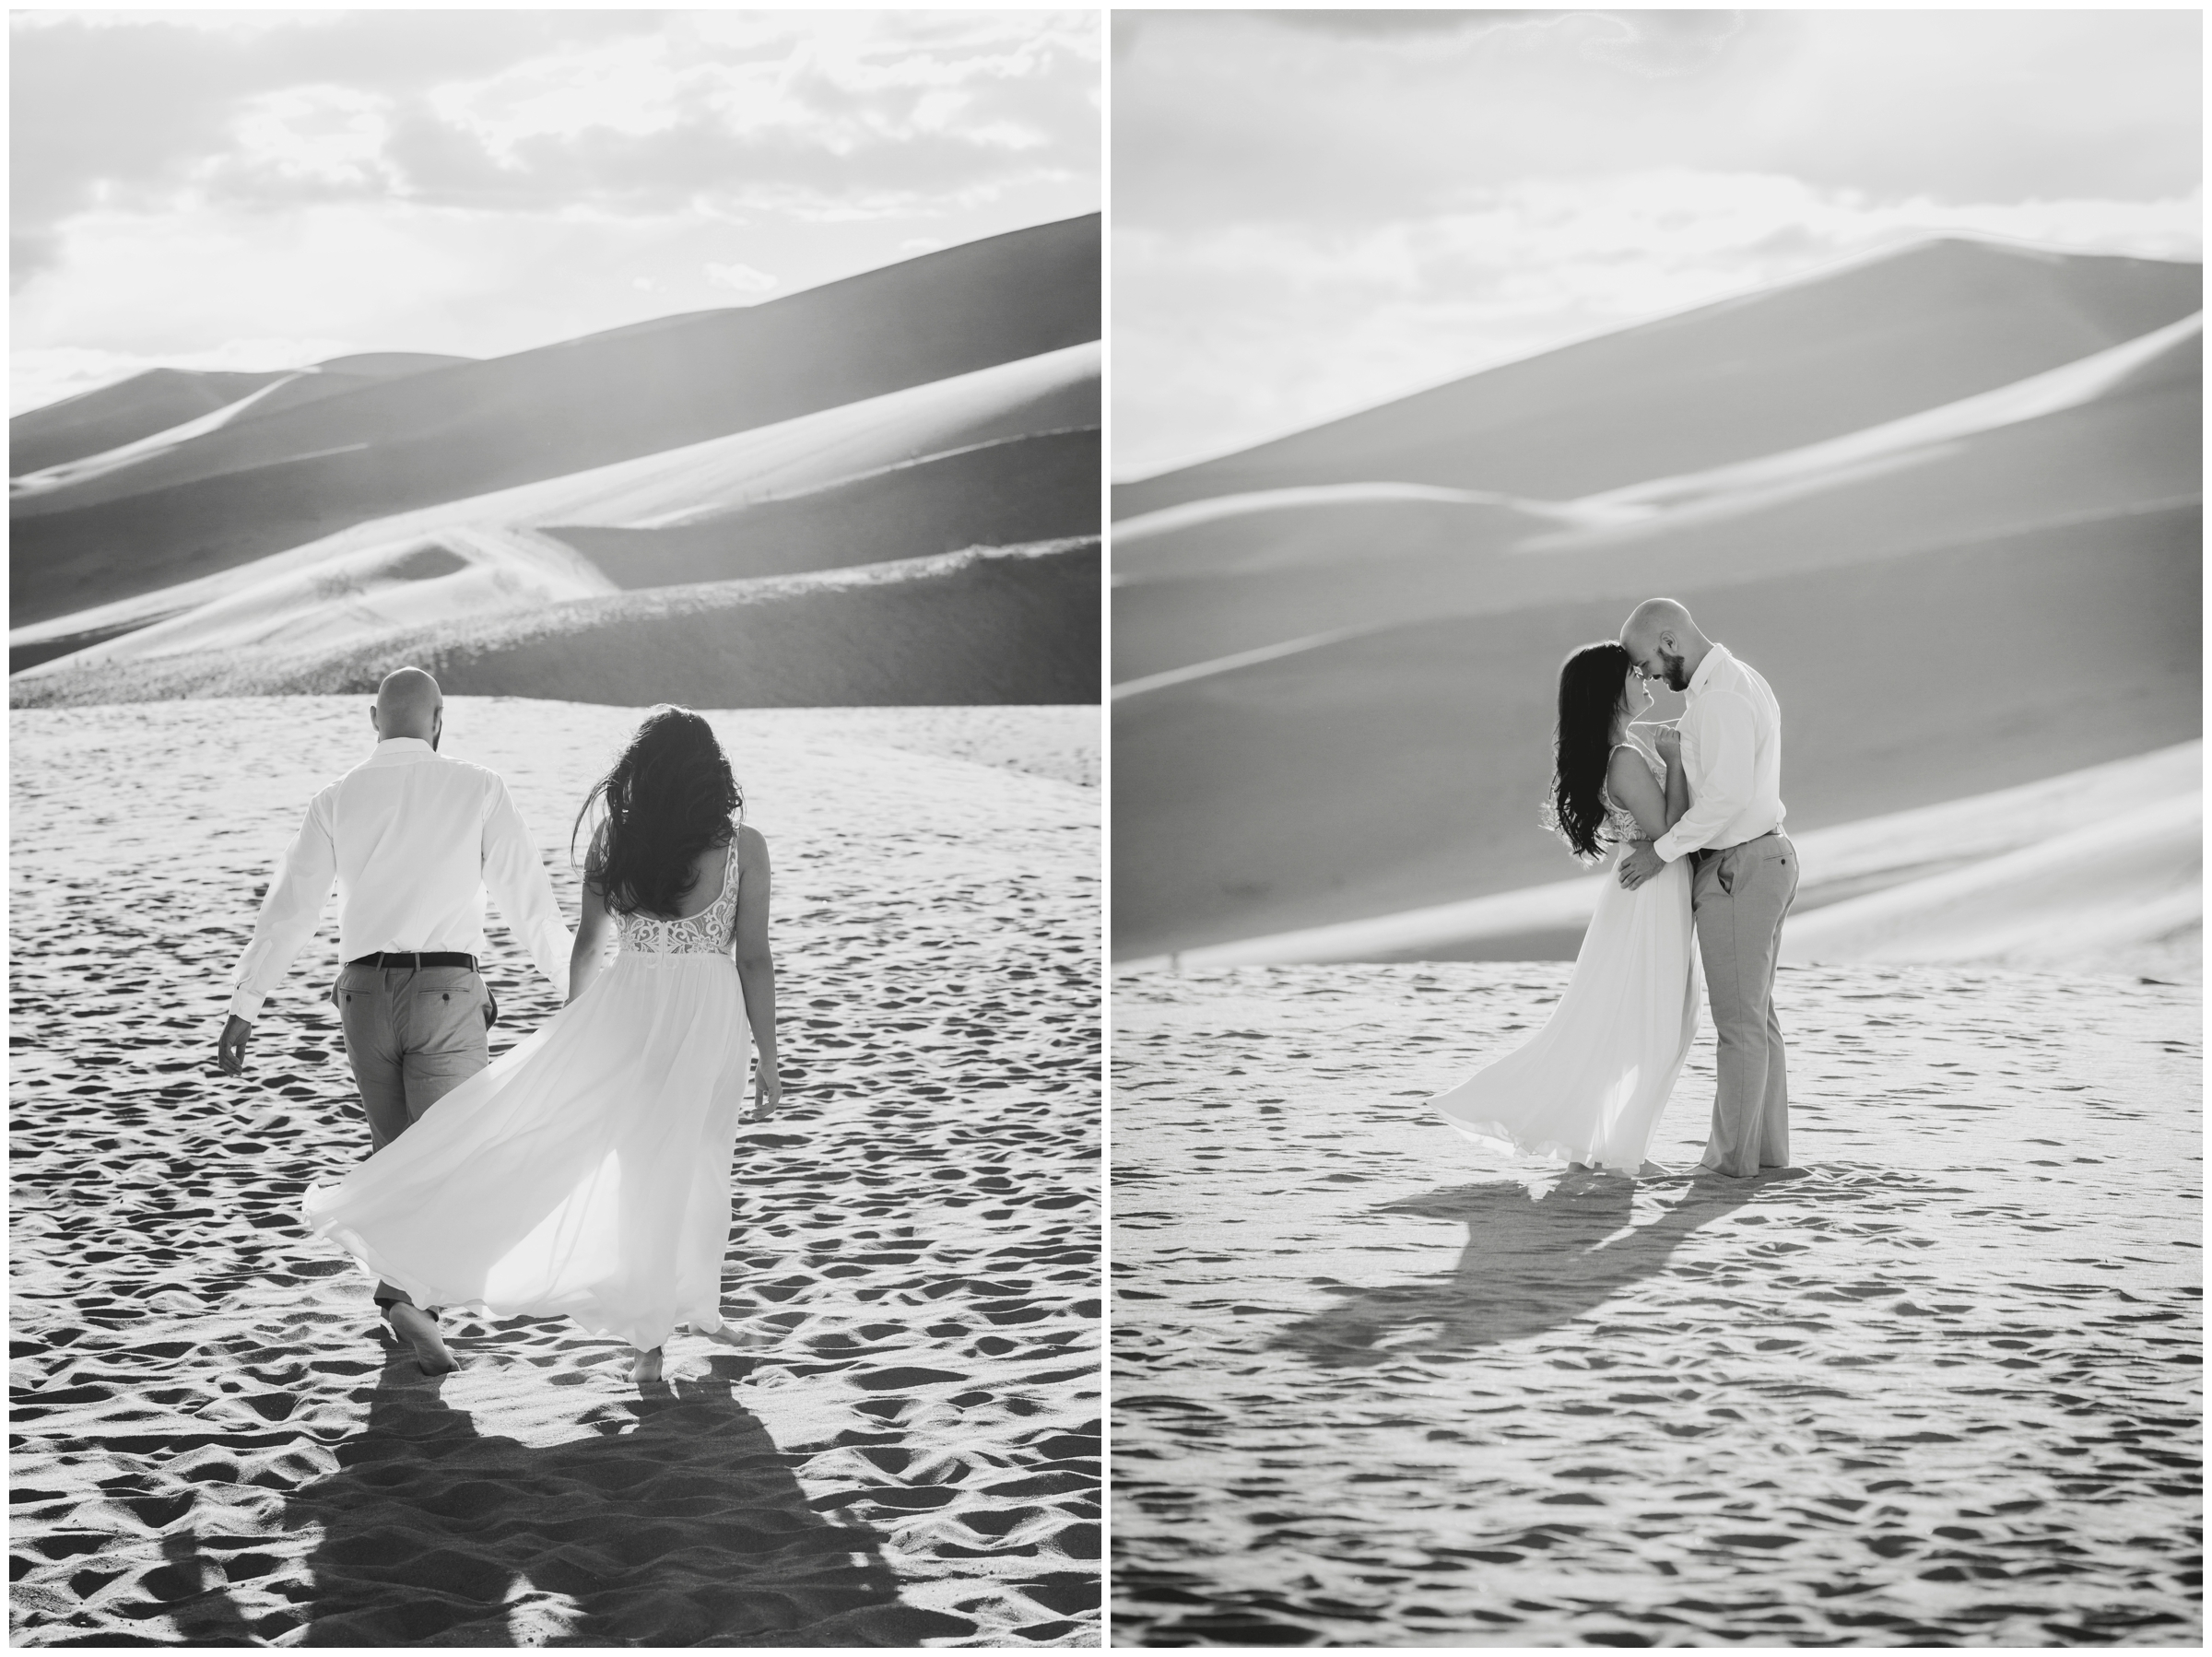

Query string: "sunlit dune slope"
[[1112, 239, 2199, 518], [11, 343, 1099, 673], [10, 539, 1100, 711], [1112, 505, 2199, 958], [12, 214, 1102, 625]]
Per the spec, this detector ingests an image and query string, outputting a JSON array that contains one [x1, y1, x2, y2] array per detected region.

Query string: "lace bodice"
[[614, 836, 740, 957], [1600, 736, 1666, 847]]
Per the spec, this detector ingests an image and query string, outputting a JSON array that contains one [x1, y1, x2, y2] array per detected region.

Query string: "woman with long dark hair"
[[304, 706, 781, 1382], [1429, 641, 1701, 1173]]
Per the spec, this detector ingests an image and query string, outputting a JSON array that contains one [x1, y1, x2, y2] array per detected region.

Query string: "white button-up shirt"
[[1653, 643, 1787, 863], [228, 738, 571, 1020]]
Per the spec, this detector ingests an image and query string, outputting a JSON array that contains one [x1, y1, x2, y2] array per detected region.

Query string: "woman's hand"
[[1654, 723, 1683, 762], [753, 1058, 782, 1118]]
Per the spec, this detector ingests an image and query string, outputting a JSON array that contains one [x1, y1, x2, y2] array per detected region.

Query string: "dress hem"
[[301, 1185, 723, 1352], [1427, 1106, 1648, 1175]]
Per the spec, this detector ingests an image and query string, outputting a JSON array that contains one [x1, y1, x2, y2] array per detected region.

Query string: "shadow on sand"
[[1273, 1169, 1800, 1367], [124, 1340, 968, 1646]]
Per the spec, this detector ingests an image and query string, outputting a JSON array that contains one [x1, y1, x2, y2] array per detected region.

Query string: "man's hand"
[[1618, 842, 1667, 891], [218, 1015, 253, 1075], [753, 1059, 783, 1118]]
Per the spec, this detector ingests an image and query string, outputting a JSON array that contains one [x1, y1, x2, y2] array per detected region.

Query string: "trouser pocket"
[[411, 971, 490, 1056]]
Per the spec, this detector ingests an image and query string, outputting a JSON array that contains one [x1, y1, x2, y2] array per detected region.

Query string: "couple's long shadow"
[[1274, 1169, 1780, 1367], [277, 1342, 964, 1647]]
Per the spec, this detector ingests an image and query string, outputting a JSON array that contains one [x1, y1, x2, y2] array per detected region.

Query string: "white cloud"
[[9, 11, 1099, 413], [703, 262, 778, 298]]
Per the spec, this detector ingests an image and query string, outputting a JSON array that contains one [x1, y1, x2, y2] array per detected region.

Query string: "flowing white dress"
[[302, 837, 754, 1351], [1430, 736, 1702, 1172]]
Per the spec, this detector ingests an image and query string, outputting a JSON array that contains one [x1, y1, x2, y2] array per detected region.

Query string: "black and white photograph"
[[10, 9, 1101, 1646], [1110, 9, 2200, 1647]]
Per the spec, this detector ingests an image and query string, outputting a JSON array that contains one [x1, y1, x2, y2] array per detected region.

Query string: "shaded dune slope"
[[1112, 506, 2199, 958], [1112, 240, 2199, 517], [14, 539, 1103, 710], [552, 428, 1101, 591], [14, 214, 1102, 625]]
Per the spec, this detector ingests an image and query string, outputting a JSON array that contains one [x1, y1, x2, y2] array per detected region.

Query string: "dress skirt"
[[1430, 847, 1702, 1172], [302, 950, 752, 1351]]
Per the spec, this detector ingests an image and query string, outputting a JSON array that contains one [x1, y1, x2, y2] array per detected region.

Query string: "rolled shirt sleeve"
[[480, 779, 572, 997], [228, 793, 338, 1022], [1653, 692, 1760, 863]]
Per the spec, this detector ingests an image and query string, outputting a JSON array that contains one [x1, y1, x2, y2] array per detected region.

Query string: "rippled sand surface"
[[1112, 963, 2199, 1646], [11, 697, 1100, 1647]]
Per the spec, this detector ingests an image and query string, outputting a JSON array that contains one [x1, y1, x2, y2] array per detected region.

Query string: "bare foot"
[[386, 1303, 458, 1375], [630, 1347, 664, 1383]]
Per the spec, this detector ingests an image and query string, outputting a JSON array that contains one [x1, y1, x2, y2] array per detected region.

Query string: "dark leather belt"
[[347, 951, 478, 970]]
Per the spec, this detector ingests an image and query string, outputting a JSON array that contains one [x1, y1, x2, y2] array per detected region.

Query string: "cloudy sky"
[[1113, 9, 2202, 479], [12, 9, 1099, 414]]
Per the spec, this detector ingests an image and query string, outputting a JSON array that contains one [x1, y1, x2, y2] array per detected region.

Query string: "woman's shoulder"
[[734, 819, 769, 860], [1606, 741, 1659, 786]]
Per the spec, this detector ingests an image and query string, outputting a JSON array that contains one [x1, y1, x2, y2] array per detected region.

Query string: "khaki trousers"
[[333, 962, 491, 1308], [1690, 833, 1798, 1178]]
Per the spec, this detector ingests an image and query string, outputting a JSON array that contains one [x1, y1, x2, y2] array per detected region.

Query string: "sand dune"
[[558, 428, 1101, 592], [12, 539, 1103, 710], [11, 368, 293, 476], [1111, 962, 2201, 1645], [1112, 238, 2201, 516], [1780, 793, 2201, 970], [1112, 485, 1581, 582], [13, 216, 1102, 627], [1111, 317, 2198, 683], [10, 696, 1100, 1646], [1110, 238, 2200, 964], [1124, 744, 2201, 972], [1556, 311, 2199, 528], [13, 342, 1099, 674], [1112, 506, 2199, 958], [11, 355, 471, 499]]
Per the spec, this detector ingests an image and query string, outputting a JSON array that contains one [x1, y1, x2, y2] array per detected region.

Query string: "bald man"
[[1615, 601, 1796, 1179], [217, 667, 571, 1369]]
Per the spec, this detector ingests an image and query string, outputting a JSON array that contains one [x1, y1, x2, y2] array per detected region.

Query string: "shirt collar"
[[1685, 642, 1731, 699], [369, 737, 437, 762]]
